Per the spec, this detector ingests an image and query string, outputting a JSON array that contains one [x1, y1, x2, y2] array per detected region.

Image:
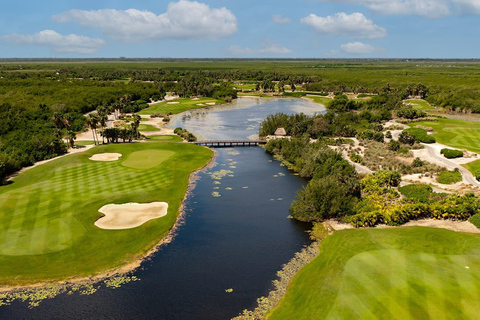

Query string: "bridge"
[[194, 140, 267, 147]]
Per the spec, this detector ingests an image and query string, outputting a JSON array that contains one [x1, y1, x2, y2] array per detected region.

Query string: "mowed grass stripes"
[[268, 228, 480, 320], [0, 142, 212, 285]]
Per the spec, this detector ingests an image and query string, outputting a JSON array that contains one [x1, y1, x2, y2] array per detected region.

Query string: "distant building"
[[274, 128, 287, 136]]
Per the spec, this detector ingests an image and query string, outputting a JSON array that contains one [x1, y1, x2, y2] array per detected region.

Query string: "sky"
[[0, 0, 479, 58]]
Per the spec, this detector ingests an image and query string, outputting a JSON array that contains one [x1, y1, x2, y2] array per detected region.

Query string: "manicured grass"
[[138, 97, 224, 115], [74, 141, 95, 146], [237, 93, 272, 97], [409, 118, 480, 154], [268, 227, 480, 320], [463, 159, 480, 178], [146, 135, 183, 142], [405, 99, 434, 110], [0, 142, 213, 285], [309, 96, 332, 106], [137, 124, 160, 132]]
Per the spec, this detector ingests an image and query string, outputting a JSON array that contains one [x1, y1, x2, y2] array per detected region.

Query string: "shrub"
[[398, 131, 415, 145], [469, 214, 480, 228], [412, 157, 424, 167], [385, 131, 392, 139], [396, 108, 427, 119], [440, 148, 464, 159], [356, 130, 384, 142], [388, 140, 400, 151], [173, 127, 183, 134], [398, 148, 409, 154], [437, 168, 462, 184], [345, 211, 383, 228], [476, 171, 480, 182], [350, 153, 363, 163]]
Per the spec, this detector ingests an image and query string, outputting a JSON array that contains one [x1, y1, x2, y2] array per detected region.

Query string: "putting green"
[[268, 227, 480, 320], [138, 97, 224, 115], [122, 150, 174, 169], [0, 142, 212, 285]]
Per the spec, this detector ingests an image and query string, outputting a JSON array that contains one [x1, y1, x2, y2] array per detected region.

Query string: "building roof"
[[274, 127, 287, 136]]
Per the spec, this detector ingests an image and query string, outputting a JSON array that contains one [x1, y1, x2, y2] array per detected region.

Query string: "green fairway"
[[405, 99, 434, 110], [137, 124, 160, 132], [0, 142, 212, 285], [74, 141, 95, 146], [138, 97, 224, 115], [269, 227, 480, 320], [463, 159, 480, 176], [408, 118, 480, 154], [309, 96, 332, 106], [146, 135, 183, 142]]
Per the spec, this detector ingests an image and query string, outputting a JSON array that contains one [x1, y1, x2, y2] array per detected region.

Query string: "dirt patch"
[[95, 202, 168, 230], [89, 153, 122, 161]]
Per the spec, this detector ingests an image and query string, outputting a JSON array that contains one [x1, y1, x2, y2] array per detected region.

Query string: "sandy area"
[[196, 103, 206, 106], [192, 98, 200, 100], [205, 102, 216, 106], [327, 218, 480, 234], [167, 101, 180, 105], [95, 202, 169, 230], [89, 153, 122, 161]]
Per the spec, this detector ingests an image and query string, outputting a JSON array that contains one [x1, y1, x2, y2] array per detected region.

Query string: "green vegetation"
[[137, 124, 160, 132], [138, 97, 224, 115], [0, 142, 212, 285], [174, 127, 197, 142], [146, 135, 183, 142], [74, 140, 96, 146], [268, 227, 480, 320], [409, 118, 480, 153], [398, 184, 447, 202], [463, 159, 480, 181], [402, 128, 436, 144], [405, 99, 434, 110], [437, 168, 463, 184], [469, 214, 480, 228], [441, 148, 464, 159]]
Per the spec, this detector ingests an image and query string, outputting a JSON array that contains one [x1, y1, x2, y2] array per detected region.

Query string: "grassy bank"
[[268, 227, 480, 320], [138, 97, 224, 115], [0, 142, 213, 286]]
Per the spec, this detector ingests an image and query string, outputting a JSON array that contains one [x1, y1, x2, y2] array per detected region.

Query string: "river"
[[0, 98, 326, 320]]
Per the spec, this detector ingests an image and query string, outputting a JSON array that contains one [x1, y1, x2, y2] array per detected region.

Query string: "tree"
[[85, 114, 99, 145], [67, 130, 76, 148]]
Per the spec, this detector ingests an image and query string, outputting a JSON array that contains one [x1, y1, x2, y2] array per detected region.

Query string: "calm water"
[[0, 98, 322, 320]]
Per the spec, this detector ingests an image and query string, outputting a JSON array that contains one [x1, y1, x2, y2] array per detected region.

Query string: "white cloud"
[[272, 14, 291, 24], [301, 12, 387, 39], [227, 41, 292, 56], [0, 30, 105, 54], [335, 41, 386, 55], [52, 1, 238, 43], [318, 0, 480, 18]]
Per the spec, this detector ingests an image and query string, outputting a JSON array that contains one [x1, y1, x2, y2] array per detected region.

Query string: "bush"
[[398, 148, 409, 154], [350, 153, 363, 163], [356, 130, 384, 142], [476, 171, 480, 182], [403, 128, 436, 144], [440, 148, 464, 159], [412, 157, 424, 167], [437, 168, 462, 184], [398, 131, 415, 145], [385, 131, 392, 139], [469, 214, 480, 228], [345, 211, 383, 228], [396, 108, 427, 119], [388, 140, 400, 151]]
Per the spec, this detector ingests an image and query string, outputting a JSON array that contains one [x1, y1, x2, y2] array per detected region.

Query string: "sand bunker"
[[196, 103, 206, 106], [167, 101, 180, 104], [95, 202, 168, 230], [89, 153, 122, 161], [205, 102, 216, 106]]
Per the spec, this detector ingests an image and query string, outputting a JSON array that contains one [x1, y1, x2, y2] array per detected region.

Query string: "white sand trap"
[[89, 153, 122, 161], [95, 202, 168, 230], [205, 102, 216, 106], [192, 98, 200, 100], [167, 101, 180, 104]]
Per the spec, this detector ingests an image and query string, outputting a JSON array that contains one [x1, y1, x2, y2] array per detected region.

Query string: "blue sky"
[[0, 0, 479, 58]]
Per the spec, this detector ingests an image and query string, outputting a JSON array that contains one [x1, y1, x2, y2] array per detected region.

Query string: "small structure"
[[274, 128, 287, 137]]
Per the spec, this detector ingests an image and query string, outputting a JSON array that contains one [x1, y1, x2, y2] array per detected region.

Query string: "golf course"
[[0, 142, 212, 285], [138, 97, 224, 115], [268, 227, 480, 320]]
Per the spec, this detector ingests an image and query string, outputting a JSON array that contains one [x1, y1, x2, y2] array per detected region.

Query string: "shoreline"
[[0, 147, 218, 294]]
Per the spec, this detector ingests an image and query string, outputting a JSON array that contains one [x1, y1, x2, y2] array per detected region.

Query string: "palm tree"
[[67, 130, 76, 148], [86, 114, 99, 145]]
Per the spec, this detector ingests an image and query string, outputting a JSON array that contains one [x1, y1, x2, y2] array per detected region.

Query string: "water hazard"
[[0, 98, 324, 319]]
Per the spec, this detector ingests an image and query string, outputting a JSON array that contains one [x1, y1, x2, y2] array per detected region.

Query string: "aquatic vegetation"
[[226, 187, 233, 190], [229, 166, 237, 169], [225, 288, 233, 293], [212, 192, 221, 197], [208, 169, 234, 180], [213, 181, 221, 185], [243, 187, 249, 189], [104, 276, 140, 289]]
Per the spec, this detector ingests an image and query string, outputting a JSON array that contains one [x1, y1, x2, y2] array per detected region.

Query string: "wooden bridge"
[[194, 140, 267, 147]]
